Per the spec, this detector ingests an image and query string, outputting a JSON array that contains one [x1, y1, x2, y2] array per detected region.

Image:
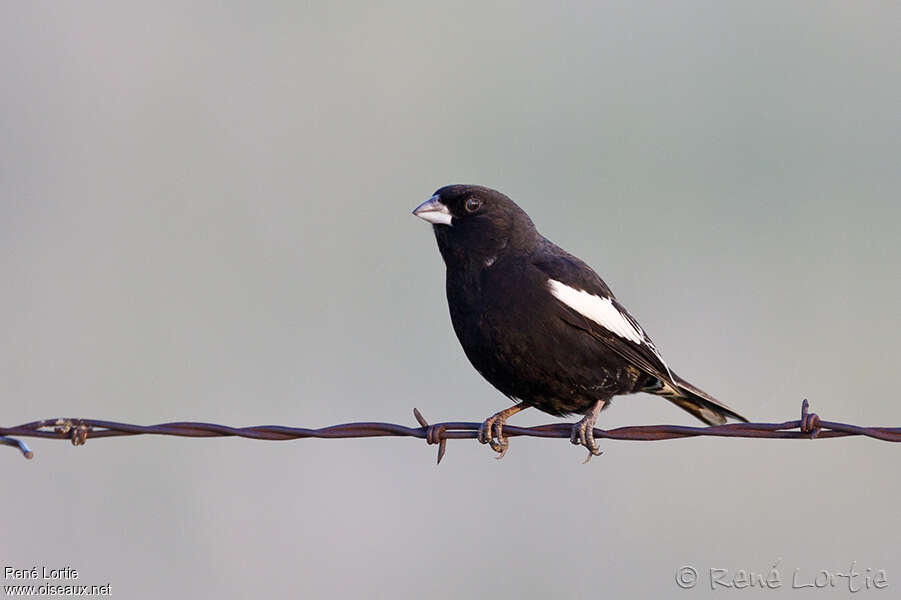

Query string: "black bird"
[[413, 184, 747, 460]]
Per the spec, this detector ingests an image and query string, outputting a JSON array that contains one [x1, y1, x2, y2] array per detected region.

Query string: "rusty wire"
[[1, 400, 899, 463]]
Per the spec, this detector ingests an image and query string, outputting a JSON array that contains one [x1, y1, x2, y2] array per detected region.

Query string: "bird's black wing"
[[530, 243, 678, 388]]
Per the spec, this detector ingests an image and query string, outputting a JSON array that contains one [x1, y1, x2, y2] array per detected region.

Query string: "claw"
[[569, 426, 582, 446], [571, 399, 607, 463], [478, 403, 526, 458], [491, 418, 513, 458], [491, 420, 506, 454], [477, 420, 492, 446]]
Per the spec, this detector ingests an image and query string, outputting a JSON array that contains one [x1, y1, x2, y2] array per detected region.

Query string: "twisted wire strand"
[[1, 400, 898, 463]]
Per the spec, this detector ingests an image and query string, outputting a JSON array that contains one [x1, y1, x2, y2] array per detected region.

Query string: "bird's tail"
[[643, 373, 747, 426]]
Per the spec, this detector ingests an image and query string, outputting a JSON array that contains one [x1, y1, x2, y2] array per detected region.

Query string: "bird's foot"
[[478, 404, 526, 459], [570, 401, 606, 463]]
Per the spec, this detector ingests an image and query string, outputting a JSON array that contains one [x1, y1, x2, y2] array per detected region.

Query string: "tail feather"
[[645, 373, 747, 426]]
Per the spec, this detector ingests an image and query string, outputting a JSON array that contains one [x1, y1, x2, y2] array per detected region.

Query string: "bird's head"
[[412, 185, 539, 265]]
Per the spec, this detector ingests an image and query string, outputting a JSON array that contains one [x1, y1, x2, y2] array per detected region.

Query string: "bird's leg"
[[570, 399, 607, 463], [478, 403, 527, 459]]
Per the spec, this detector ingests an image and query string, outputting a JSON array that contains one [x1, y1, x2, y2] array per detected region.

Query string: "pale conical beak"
[[412, 195, 453, 226]]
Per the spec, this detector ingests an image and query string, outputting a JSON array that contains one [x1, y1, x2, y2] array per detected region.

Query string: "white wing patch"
[[547, 279, 677, 384], [547, 280, 643, 343]]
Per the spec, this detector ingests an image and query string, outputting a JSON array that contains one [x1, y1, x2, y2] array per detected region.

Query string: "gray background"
[[2, 1, 899, 598]]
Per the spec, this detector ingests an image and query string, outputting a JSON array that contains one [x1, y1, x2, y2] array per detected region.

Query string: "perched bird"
[[413, 184, 747, 460]]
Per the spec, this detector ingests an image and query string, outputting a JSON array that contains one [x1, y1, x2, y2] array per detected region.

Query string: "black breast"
[[446, 255, 644, 416]]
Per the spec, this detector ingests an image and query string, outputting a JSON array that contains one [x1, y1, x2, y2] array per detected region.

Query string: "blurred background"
[[2, 1, 899, 598]]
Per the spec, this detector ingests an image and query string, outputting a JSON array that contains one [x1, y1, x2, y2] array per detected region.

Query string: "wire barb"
[[413, 408, 447, 464], [0, 436, 33, 459], [1, 400, 899, 461], [53, 419, 91, 446], [799, 399, 822, 439]]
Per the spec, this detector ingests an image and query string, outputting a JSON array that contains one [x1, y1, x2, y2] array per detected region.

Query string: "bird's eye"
[[465, 198, 482, 213]]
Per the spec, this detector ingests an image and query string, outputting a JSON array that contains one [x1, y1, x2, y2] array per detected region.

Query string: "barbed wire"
[[1, 400, 899, 463]]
